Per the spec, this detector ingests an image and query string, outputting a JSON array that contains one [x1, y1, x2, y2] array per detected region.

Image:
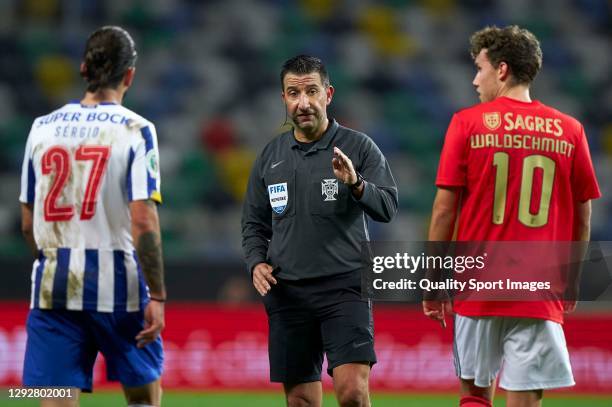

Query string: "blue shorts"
[[23, 308, 163, 392]]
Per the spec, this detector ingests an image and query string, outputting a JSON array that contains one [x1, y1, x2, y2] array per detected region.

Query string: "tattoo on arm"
[[136, 231, 166, 297]]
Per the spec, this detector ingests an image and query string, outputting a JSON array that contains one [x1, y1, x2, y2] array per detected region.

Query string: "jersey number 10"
[[42, 145, 111, 222], [492, 152, 556, 227]]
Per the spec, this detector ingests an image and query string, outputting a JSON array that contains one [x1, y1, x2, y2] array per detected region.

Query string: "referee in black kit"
[[241, 55, 397, 407]]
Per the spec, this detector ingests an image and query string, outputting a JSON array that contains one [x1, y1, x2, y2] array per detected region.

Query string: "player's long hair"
[[81, 26, 138, 93]]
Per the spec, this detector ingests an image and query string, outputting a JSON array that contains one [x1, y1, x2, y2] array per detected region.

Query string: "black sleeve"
[[241, 155, 272, 274], [354, 137, 398, 223]]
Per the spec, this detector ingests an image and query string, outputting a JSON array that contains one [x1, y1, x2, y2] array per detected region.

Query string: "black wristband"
[[349, 173, 364, 190], [150, 296, 166, 303]]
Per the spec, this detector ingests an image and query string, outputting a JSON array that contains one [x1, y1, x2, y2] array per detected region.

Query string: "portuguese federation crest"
[[483, 112, 501, 131], [268, 182, 288, 214], [321, 179, 338, 201]]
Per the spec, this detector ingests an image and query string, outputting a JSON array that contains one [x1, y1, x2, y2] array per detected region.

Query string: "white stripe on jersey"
[[97, 249, 115, 312], [66, 249, 85, 311], [29, 260, 39, 309], [38, 248, 56, 310], [125, 252, 141, 312], [20, 102, 161, 312]]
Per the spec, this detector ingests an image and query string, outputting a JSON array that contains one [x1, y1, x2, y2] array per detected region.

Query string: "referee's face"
[[282, 72, 334, 137]]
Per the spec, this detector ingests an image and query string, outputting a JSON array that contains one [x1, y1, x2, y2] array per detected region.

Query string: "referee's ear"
[[325, 85, 334, 105]]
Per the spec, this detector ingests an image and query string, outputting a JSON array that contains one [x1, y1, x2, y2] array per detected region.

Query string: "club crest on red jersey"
[[483, 112, 501, 131]]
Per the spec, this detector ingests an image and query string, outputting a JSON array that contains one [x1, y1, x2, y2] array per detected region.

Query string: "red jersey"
[[436, 96, 601, 323]]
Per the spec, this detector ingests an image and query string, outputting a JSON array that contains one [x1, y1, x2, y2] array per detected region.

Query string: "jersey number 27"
[[41, 145, 111, 222]]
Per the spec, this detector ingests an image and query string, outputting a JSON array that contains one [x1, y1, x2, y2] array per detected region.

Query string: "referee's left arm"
[[353, 137, 398, 223]]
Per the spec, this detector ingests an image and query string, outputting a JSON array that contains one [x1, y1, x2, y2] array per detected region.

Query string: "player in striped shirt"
[[19, 26, 165, 406]]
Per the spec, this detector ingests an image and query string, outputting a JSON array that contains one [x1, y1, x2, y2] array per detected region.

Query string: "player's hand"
[[423, 300, 452, 328], [252, 262, 277, 296], [563, 300, 577, 313], [332, 146, 357, 185], [136, 299, 165, 348]]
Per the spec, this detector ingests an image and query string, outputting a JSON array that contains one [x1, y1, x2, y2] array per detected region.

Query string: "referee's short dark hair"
[[280, 55, 330, 89]]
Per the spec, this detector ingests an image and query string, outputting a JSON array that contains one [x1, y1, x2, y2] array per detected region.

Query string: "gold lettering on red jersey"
[[545, 118, 553, 134], [471, 134, 485, 148], [483, 112, 501, 130], [553, 119, 563, 137], [503, 113, 564, 137], [470, 133, 575, 158], [515, 114, 525, 130], [541, 138, 555, 152], [504, 112, 514, 131]]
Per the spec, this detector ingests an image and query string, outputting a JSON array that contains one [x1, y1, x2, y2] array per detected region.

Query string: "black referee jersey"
[[241, 119, 398, 280]]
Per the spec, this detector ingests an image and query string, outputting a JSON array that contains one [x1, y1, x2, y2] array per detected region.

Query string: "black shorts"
[[262, 271, 376, 383]]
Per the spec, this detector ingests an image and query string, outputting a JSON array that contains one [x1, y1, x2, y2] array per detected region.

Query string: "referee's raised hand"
[[253, 262, 277, 296], [332, 146, 357, 185]]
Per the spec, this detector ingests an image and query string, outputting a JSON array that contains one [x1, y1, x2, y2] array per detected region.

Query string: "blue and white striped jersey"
[[19, 102, 162, 312]]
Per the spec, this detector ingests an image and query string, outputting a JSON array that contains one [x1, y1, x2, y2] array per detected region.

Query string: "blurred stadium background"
[[0, 0, 611, 405]]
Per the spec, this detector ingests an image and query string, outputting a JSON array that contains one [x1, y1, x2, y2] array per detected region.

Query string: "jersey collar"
[[67, 99, 119, 107], [497, 96, 541, 107], [289, 119, 339, 153]]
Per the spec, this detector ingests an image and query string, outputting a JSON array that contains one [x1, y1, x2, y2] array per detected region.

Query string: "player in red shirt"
[[423, 26, 600, 407]]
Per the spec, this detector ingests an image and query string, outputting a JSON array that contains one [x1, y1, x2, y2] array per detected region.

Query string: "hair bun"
[[88, 46, 107, 65], [82, 26, 137, 92]]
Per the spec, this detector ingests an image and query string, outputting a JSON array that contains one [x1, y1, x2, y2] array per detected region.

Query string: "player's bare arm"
[[131, 199, 166, 348], [574, 200, 591, 242], [428, 187, 461, 241], [131, 199, 165, 298], [252, 262, 277, 296], [423, 187, 461, 326], [20, 203, 37, 258], [564, 200, 593, 313], [332, 146, 364, 198]]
